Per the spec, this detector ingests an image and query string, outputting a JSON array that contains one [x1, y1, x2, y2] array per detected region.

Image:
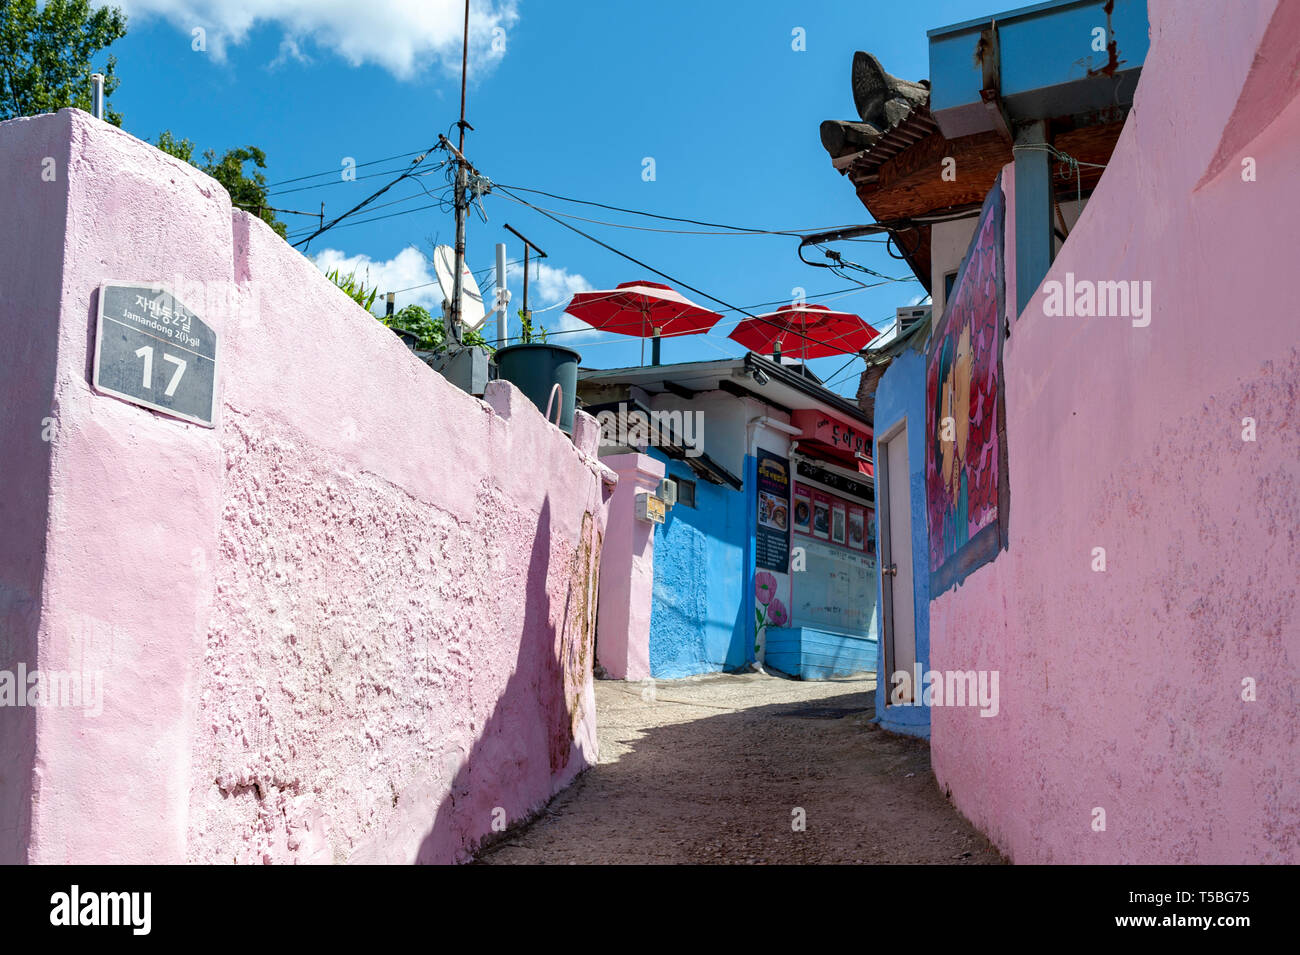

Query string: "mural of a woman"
[[925, 175, 1008, 593], [934, 323, 974, 559]]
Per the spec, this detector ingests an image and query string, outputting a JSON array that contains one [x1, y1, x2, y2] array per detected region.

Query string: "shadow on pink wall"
[[416, 498, 601, 863]]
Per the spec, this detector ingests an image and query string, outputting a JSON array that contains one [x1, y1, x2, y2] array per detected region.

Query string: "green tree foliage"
[[0, 0, 127, 126], [154, 129, 194, 163], [155, 131, 287, 239]]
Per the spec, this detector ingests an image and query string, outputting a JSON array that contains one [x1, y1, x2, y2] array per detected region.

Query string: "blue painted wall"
[[647, 453, 752, 678], [871, 346, 932, 738]]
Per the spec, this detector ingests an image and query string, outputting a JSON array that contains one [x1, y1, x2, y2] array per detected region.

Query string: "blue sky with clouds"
[[104, 0, 999, 395]]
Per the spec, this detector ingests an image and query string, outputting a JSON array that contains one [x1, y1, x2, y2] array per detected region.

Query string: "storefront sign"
[[93, 282, 218, 427], [792, 409, 872, 459], [795, 459, 872, 502], [755, 448, 790, 572]]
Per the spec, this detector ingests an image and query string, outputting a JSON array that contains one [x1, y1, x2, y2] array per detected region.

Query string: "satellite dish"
[[433, 245, 487, 332]]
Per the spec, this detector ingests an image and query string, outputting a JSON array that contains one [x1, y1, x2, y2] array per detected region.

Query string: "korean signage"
[[755, 448, 790, 572], [792, 409, 872, 459], [92, 282, 218, 428]]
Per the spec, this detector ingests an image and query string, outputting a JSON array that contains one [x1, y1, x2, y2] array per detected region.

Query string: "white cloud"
[[120, 0, 520, 79], [313, 245, 438, 313], [507, 261, 603, 342]]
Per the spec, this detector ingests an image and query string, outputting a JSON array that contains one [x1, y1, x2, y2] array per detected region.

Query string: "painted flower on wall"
[[754, 571, 786, 645], [766, 598, 788, 628]]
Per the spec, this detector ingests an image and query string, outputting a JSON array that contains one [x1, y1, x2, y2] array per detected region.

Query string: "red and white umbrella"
[[565, 280, 723, 364], [728, 302, 880, 360]]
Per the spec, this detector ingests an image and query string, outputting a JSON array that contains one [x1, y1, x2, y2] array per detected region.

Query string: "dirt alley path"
[[475, 672, 1004, 864]]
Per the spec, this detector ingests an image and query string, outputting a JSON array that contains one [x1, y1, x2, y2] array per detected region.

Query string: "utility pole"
[[448, 0, 471, 350]]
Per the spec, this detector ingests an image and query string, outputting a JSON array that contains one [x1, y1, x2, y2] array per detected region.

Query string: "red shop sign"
[[792, 409, 872, 459]]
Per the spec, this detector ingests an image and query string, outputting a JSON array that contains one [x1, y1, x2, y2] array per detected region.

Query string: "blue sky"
[[105, 0, 1000, 395]]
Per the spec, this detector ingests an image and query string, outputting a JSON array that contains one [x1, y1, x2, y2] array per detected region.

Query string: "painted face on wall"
[[939, 323, 973, 500]]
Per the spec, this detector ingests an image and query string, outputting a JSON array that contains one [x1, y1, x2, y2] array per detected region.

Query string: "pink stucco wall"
[[0, 108, 614, 864], [930, 0, 1300, 863], [595, 453, 663, 681]]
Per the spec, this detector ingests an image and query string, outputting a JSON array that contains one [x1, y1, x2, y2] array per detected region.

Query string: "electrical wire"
[[495, 182, 888, 239], [267, 148, 430, 188], [381, 258, 526, 298], [284, 187, 450, 239], [286, 197, 450, 241], [492, 185, 881, 358], [271, 158, 446, 198], [290, 149, 447, 249]]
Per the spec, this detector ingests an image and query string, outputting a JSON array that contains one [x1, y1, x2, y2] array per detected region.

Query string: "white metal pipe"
[[495, 242, 507, 345], [90, 73, 104, 120]]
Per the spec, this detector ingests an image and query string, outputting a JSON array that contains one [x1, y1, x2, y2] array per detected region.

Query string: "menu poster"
[[831, 502, 847, 545], [848, 505, 865, 551], [755, 448, 791, 572], [866, 507, 877, 556], [792, 485, 812, 536], [812, 492, 831, 540]]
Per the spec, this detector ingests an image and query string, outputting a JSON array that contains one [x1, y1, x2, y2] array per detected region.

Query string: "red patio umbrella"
[[565, 280, 723, 365], [728, 303, 880, 360]]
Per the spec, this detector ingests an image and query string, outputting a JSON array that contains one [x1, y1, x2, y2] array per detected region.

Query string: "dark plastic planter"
[[493, 342, 582, 434]]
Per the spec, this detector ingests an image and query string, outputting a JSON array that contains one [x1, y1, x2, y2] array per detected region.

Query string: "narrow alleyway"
[[476, 673, 1003, 864]]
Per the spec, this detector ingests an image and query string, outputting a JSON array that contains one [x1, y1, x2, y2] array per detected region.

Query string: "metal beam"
[[1013, 120, 1054, 317]]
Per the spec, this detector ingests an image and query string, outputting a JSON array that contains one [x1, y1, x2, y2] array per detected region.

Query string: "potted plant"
[[493, 308, 581, 434]]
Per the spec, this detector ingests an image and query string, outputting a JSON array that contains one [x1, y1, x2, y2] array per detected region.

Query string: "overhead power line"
[[495, 183, 889, 240], [291, 147, 444, 250], [268, 148, 430, 188], [271, 161, 443, 198], [285, 188, 452, 240], [490, 183, 889, 358]]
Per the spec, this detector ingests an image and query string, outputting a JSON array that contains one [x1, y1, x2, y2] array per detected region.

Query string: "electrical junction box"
[[658, 478, 678, 507], [427, 344, 490, 397], [635, 492, 666, 524]]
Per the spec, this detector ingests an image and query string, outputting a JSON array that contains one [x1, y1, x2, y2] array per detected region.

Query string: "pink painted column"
[[595, 453, 664, 681]]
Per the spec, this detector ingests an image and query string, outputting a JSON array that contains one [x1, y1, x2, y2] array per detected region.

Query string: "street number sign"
[[92, 282, 218, 427]]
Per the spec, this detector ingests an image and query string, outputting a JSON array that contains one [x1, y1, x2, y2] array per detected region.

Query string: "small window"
[[676, 478, 697, 508], [944, 270, 959, 299]]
